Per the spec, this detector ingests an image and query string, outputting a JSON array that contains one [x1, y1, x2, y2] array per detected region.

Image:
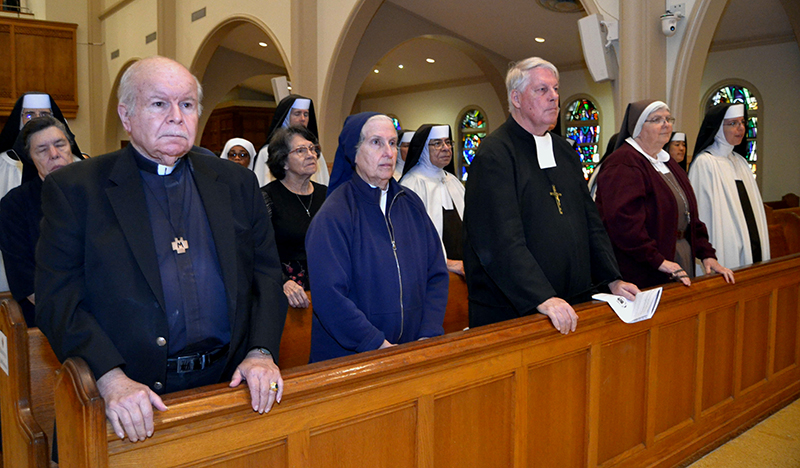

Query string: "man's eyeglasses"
[[23, 110, 53, 120], [723, 120, 746, 128], [428, 139, 453, 150], [289, 145, 320, 157], [644, 117, 676, 126], [228, 152, 250, 160]]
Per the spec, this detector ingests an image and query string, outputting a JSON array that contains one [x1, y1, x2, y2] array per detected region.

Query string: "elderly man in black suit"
[[36, 56, 287, 443]]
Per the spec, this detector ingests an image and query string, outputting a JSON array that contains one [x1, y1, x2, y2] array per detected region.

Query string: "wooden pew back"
[[773, 210, 800, 255], [54, 255, 800, 468], [0, 296, 60, 468]]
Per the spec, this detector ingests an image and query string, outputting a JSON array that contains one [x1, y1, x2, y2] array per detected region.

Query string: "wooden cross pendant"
[[171, 237, 189, 254], [549, 184, 563, 215]]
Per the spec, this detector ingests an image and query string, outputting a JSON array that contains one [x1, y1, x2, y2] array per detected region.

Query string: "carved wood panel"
[[774, 284, 799, 373], [741, 294, 771, 391], [702, 303, 737, 412], [654, 317, 697, 438]]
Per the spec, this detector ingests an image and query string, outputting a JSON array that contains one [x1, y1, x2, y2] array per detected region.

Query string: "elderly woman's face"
[[227, 145, 250, 168], [722, 117, 746, 146], [284, 134, 318, 178], [667, 140, 686, 163], [355, 119, 397, 189], [638, 108, 673, 151], [29, 126, 74, 180]]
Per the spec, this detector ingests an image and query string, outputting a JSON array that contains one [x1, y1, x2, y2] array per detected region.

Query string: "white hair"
[[117, 56, 204, 117], [356, 114, 397, 150], [505, 57, 559, 113]]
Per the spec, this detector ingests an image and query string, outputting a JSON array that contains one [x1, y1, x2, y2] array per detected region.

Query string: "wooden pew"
[[54, 255, 800, 467], [769, 224, 790, 258], [0, 295, 61, 468], [765, 193, 799, 210], [773, 210, 800, 255], [278, 274, 470, 369]]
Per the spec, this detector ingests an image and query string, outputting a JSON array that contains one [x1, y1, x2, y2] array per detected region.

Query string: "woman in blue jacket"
[[306, 113, 449, 362]]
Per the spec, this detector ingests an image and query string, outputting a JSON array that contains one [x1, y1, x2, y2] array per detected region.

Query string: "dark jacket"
[[305, 172, 448, 362], [36, 146, 287, 392], [595, 142, 716, 288]]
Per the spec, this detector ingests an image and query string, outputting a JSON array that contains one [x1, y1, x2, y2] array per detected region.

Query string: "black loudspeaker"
[[578, 14, 618, 83]]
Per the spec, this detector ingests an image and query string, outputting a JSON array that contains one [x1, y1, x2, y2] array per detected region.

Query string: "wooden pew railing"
[[0, 295, 60, 468], [54, 255, 800, 467]]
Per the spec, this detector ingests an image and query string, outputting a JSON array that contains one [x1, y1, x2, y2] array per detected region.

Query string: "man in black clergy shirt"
[[463, 57, 639, 334], [36, 56, 287, 443]]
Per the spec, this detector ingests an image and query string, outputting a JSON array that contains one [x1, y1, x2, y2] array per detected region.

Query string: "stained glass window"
[[458, 109, 487, 182], [564, 98, 600, 180], [387, 115, 402, 132], [706, 85, 759, 177]]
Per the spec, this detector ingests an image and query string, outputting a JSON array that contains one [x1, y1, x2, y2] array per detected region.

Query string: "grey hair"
[[355, 114, 397, 151], [505, 57, 559, 113], [21, 115, 72, 155], [117, 56, 204, 117]]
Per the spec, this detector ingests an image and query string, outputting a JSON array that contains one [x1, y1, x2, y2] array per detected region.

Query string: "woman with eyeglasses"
[[399, 124, 466, 276], [595, 99, 734, 288], [688, 103, 769, 270], [220, 138, 256, 170], [262, 125, 327, 308], [306, 113, 448, 362]]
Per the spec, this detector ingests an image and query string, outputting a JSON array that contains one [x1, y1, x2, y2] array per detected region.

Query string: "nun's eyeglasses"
[[289, 145, 320, 157], [428, 139, 453, 150], [228, 152, 250, 159], [644, 117, 676, 125]]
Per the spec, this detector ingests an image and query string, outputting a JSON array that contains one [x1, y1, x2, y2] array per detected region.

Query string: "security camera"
[[661, 12, 680, 37]]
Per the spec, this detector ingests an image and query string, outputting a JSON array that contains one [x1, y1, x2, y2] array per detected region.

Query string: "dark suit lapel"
[[188, 152, 238, 319], [106, 146, 166, 312]]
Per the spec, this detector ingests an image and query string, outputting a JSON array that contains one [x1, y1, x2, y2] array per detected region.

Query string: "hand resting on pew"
[[230, 348, 284, 414], [96, 367, 168, 442]]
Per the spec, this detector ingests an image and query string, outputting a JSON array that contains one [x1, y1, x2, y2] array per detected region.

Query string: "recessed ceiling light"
[[374, 69, 380, 73], [258, 41, 268, 47], [287, 86, 292, 90], [398, 64, 404, 69], [535, 37, 545, 43], [426, 58, 435, 63]]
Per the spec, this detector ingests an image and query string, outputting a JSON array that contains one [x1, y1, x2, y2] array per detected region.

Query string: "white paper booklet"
[[592, 287, 663, 324]]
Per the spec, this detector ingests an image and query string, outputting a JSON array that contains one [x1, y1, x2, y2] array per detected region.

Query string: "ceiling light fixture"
[[535, 37, 545, 43], [258, 41, 268, 47], [426, 58, 435, 63], [398, 64, 404, 69], [374, 69, 380, 73]]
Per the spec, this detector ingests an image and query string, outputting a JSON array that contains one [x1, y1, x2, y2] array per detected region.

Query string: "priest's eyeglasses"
[[644, 116, 676, 126], [723, 120, 746, 128], [428, 139, 453, 150], [289, 145, 320, 157]]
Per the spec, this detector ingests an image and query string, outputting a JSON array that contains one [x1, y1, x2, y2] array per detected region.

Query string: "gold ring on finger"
[[269, 381, 279, 392]]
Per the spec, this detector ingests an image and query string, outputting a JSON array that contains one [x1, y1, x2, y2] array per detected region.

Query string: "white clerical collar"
[[533, 133, 556, 169], [626, 137, 671, 174], [158, 164, 176, 175]]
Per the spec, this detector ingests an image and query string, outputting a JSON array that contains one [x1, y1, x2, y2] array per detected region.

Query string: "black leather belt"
[[167, 344, 229, 374]]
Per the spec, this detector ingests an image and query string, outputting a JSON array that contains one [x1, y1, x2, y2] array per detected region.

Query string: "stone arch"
[[320, 0, 506, 154], [189, 15, 292, 142], [104, 58, 139, 152]]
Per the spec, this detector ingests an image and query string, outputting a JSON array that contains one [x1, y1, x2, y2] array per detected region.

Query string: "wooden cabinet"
[[199, 105, 275, 154], [0, 16, 78, 118]]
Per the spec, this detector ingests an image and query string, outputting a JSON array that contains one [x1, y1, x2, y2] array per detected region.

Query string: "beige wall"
[[701, 41, 800, 201]]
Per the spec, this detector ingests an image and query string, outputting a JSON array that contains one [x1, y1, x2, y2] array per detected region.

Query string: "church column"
[[616, 0, 667, 124], [87, 0, 104, 155], [291, 0, 318, 103], [157, 0, 176, 59]]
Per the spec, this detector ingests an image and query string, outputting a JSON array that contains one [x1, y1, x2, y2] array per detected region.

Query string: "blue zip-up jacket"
[[306, 172, 448, 362]]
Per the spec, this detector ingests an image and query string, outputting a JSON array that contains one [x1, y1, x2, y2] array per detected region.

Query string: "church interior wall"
[[701, 41, 800, 201], [357, 81, 506, 136], [317, 0, 364, 96]]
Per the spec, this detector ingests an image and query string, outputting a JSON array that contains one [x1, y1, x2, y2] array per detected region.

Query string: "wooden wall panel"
[[597, 333, 648, 465], [702, 304, 737, 412], [527, 351, 588, 468], [741, 295, 771, 391], [310, 405, 417, 468], [204, 442, 287, 468], [434, 376, 514, 468], [0, 24, 11, 100], [774, 284, 799, 373], [654, 317, 697, 438]]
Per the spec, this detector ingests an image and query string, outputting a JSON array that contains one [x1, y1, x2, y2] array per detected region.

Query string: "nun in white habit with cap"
[[688, 103, 770, 271], [220, 137, 257, 171], [254, 95, 330, 187], [400, 124, 466, 276], [393, 130, 414, 180]]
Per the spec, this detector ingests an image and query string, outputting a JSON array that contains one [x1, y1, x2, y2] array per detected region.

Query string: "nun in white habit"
[[688, 103, 770, 271], [393, 130, 414, 180], [254, 95, 330, 186], [400, 124, 466, 276], [220, 137, 257, 171]]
